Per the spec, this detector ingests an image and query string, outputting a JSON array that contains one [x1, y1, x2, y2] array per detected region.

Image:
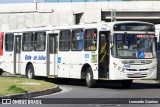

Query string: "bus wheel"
[[121, 80, 133, 88], [85, 67, 95, 88], [26, 64, 35, 79]]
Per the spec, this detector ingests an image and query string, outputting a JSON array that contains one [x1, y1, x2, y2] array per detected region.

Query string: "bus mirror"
[[109, 34, 114, 49], [110, 35, 113, 43], [110, 43, 114, 49]]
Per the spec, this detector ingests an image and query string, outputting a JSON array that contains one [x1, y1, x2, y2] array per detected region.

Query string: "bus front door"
[[99, 31, 109, 78], [14, 34, 21, 74], [47, 33, 58, 76]]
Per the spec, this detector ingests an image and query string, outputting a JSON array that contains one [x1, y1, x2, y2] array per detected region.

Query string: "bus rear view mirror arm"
[[110, 43, 114, 49]]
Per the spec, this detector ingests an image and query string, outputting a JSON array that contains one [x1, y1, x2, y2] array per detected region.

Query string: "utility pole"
[[33, 0, 37, 10]]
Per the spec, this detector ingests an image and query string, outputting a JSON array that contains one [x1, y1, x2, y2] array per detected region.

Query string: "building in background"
[[0, 1, 159, 31]]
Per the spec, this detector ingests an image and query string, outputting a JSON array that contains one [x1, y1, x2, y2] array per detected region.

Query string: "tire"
[[26, 64, 35, 79], [85, 67, 96, 88], [121, 80, 133, 88]]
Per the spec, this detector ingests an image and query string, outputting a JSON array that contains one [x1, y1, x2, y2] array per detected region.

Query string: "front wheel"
[[85, 67, 96, 88], [26, 64, 35, 79], [121, 80, 133, 88]]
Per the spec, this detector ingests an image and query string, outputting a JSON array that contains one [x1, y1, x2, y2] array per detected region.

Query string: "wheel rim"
[[86, 72, 91, 85], [28, 68, 32, 79]]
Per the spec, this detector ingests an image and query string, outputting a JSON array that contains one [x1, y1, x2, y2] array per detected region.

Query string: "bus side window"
[[34, 32, 46, 51], [71, 29, 83, 51], [22, 32, 33, 51], [5, 33, 14, 51], [59, 30, 71, 51], [84, 29, 97, 51]]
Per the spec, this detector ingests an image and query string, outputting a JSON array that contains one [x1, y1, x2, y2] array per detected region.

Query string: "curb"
[[0, 86, 62, 98]]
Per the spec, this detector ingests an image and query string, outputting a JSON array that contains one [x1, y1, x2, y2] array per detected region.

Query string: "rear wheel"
[[26, 64, 35, 79], [121, 80, 133, 88], [85, 67, 96, 88]]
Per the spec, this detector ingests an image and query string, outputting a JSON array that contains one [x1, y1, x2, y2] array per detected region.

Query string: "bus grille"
[[122, 60, 152, 64], [126, 69, 149, 71], [126, 69, 137, 71], [139, 69, 149, 71]]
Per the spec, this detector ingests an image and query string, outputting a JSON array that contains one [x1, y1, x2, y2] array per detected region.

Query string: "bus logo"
[[123, 64, 130, 68]]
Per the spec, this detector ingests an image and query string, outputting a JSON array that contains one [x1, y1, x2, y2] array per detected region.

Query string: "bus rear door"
[[46, 31, 58, 76]]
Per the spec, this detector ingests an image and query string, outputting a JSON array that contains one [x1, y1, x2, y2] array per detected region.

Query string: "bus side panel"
[[20, 52, 32, 76], [21, 52, 47, 77], [57, 52, 70, 78], [34, 63, 47, 76], [3, 33, 14, 74], [78, 52, 98, 80], [69, 51, 80, 79], [58, 51, 98, 79], [20, 58, 26, 76], [3, 52, 14, 74]]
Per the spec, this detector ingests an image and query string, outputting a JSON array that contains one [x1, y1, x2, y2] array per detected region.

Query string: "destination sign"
[[114, 23, 155, 31]]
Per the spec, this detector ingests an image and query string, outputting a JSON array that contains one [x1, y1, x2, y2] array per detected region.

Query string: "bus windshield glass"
[[113, 34, 156, 59]]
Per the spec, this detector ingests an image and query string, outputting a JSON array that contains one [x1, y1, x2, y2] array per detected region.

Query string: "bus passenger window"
[[22, 33, 33, 51], [59, 30, 71, 51], [34, 32, 46, 51], [84, 29, 97, 51], [71, 29, 83, 51], [5, 34, 14, 51]]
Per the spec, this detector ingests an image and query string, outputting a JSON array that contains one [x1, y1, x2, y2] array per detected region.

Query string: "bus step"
[[99, 78, 109, 80], [48, 75, 57, 78], [99, 71, 109, 78]]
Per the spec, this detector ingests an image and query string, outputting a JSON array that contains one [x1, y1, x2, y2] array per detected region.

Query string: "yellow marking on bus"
[[100, 43, 107, 54], [99, 78, 109, 80], [100, 52, 107, 63], [48, 75, 57, 78]]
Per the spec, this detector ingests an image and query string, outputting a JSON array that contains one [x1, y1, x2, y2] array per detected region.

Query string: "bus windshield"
[[112, 33, 156, 59]]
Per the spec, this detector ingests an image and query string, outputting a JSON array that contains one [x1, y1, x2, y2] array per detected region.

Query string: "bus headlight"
[[149, 66, 156, 71], [118, 67, 121, 70], [118, 66, 125, 72]]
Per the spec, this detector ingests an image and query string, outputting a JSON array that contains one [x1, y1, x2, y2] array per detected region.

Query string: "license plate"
[[134, 73, 141, 77]]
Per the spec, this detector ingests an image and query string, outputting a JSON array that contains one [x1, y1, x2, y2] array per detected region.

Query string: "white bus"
[[0, 21, 157, 88]]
